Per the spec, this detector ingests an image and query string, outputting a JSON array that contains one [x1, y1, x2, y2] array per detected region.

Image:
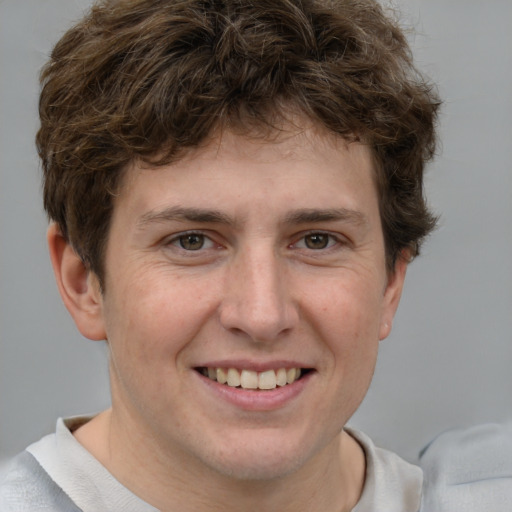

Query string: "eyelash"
[[165, 231, 217, 252], [164, 230, 344, 253], [291, 231, 342, 251]]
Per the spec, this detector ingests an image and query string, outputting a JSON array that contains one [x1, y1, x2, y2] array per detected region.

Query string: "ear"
[[47, 223, 107, 341], [378, 253, 409, 341]]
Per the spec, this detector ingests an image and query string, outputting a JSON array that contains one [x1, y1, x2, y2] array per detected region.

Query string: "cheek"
[[312, 293, 380, 428], [322, 287, 381, 409], [104, 268, 219, 367], [312, 277, 385, 348], [307, 276, 383, 401]]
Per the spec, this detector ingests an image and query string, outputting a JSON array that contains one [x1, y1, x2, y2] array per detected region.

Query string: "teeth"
[[240, 369, 258, 389], [227, 368, 241, 387], [287, 368, 301, 384], [203, 367, 304, 390], [216, 368, 228, 384], [258, 370, 277, 390], [276, 368, 287, 387]]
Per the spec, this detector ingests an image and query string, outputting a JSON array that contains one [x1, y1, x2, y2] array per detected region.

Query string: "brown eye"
[[179, 234, 205, 250], [304, 233, 330, 249]]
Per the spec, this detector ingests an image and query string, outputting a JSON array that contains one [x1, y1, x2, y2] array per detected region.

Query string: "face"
[[89, 125, 406, 480]]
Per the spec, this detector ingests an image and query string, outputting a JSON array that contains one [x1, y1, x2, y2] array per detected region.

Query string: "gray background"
[[1, 0, 511, 464]]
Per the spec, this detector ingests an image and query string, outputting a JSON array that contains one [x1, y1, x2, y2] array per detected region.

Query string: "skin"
[[48, 122, 408, 512]]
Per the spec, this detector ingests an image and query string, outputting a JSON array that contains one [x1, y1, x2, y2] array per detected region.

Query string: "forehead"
[[125, 119, 374, 182], [114, 124, 378, 225]]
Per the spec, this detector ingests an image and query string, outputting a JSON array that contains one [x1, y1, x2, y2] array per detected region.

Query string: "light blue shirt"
[[420, 422, 512, 511]]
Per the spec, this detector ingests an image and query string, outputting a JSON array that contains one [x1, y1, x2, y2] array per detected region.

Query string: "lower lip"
[[195, 371, 313, 412]]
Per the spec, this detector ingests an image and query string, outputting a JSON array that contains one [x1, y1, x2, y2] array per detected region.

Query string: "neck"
[[74, 408, 366, 512]]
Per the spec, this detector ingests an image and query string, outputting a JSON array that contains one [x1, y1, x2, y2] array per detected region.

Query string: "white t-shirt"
[[0, 416, 422, 511], [347, 428, 422, 511]]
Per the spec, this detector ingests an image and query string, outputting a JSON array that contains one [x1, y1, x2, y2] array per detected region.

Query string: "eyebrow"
[[283, 208, 368, 227], [137, 206, 235, 229], [137, 206, 368, 229]]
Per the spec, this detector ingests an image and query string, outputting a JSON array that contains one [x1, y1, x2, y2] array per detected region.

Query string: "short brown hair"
[[38, 0, 440, 285]]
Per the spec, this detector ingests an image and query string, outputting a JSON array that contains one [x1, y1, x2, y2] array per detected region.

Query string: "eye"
[[304, 233, 331, 250], [294, 232, 338, 250], [168, 232, 215, 251], [178, 233, 205, 251]]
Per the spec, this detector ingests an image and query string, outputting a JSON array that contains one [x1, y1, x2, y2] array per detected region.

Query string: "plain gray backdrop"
[[1, 0, 511, 463]]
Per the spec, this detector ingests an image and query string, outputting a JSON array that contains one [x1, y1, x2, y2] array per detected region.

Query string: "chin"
[[208, 452, 305, 482], [197, 431, 321, 482]]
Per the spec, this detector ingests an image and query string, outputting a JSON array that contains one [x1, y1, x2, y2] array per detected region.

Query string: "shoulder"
[[419, 422, 512, 511], [7, 416, 159, 512], [0, 449, 81, 512], [347, 428, 423, 512]]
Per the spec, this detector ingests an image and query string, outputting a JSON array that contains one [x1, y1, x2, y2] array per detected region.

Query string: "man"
[[1, 0, 440, 510]]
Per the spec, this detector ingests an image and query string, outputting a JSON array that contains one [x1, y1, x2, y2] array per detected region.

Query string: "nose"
[[219, 245, 299, 342]]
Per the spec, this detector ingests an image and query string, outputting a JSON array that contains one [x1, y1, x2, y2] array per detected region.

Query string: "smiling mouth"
[[196, 367, 311, 391]]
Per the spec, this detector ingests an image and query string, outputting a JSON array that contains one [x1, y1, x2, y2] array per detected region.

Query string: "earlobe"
[[47, 223, 107, 341], [378, 254, 409, 341]]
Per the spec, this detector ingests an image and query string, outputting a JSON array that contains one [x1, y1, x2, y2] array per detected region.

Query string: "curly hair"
[[37, 0, 440, 285]]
